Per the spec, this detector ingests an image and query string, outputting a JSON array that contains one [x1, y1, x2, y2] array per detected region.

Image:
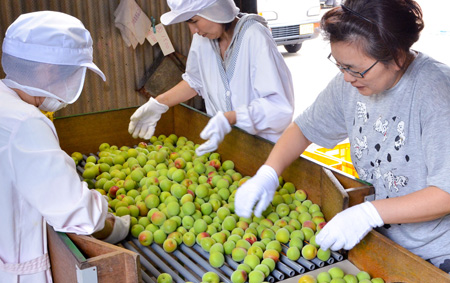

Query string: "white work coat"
[[183, 14, 295, 143], [0, 81, 107, 282]]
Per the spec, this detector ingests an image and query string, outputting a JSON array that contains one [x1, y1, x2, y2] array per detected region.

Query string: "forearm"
[[224, 111, 236, 125], [373, 186, 450, 223], [92, 214, 114, 240], [155, 80, 197, 107], [265, 122, 311, 176]]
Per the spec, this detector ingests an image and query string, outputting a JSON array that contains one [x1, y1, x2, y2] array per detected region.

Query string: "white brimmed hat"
[[161, 0, 240, 25], [2, 10, 106, 81]]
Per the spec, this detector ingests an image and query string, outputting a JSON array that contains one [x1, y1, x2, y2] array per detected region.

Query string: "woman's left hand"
[[195, 111, 232, 156], [316, 202, 384, 251]]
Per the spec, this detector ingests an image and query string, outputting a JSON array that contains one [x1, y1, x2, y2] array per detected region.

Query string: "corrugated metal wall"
[[0, 0, 193, 117]]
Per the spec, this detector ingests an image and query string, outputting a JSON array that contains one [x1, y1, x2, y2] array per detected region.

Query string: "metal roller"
[[172, 249, 205, 280], [179, 244, 232, 283], [327, 256, 335, 265], [151, 242, 200, 282], [279, 254, 305, 274], [296, 257, 315, 270], [141, 270, 156, 283], [275, 261, 295, 277], [131, 238, 185, 283], [270, 268, 286, 281], [122, 240, 160, 278], [191, 244, 234, 277], [224, 255, 239, 269], [311, 257, 325, 268], [331, 251, 344, 261]]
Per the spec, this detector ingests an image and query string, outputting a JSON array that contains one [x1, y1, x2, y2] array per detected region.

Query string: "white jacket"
[[183, 14, 295, 143], [0, 81, 107, 282]]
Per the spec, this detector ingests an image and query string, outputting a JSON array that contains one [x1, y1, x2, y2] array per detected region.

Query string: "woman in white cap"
[[129, 0, 295, 156], [0, 11, 129, 282]]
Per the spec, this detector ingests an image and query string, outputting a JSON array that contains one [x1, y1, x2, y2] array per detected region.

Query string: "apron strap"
[[0, 253, 50, 275]]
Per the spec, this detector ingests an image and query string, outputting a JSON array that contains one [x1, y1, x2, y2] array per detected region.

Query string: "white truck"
[[256, 0, 322, 53]]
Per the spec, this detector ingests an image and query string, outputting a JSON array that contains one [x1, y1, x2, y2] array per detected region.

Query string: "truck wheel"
[[284, 44, 302, 53]]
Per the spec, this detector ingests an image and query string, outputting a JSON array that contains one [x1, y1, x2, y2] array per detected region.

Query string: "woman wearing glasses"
[[234, 0, 450, 272]]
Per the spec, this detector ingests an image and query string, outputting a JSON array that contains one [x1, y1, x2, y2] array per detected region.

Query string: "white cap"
[[2, 11, 106, 81], [161, 0, 240, 25]]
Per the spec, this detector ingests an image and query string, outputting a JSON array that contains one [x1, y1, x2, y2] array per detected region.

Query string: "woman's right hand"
[[234, 165, 279, 218], [128, 97, 169, 139]]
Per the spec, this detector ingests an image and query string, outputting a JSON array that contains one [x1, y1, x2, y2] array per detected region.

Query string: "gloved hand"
[[234, 165, 279, 218], [128, 97, 169, 139], [315, 202, 384, 251], [103, 214, 131, 244], [195, 111, 232, 156]]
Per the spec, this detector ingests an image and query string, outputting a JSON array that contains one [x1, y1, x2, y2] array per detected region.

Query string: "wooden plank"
[[331, 170, 369, 189], [349, 231, 450, 283], [345, 186, 374, 207], [47, 225, 88, 283], [320, 168, 349, 220], [87, 251, 140, 283], [54, 108, 143, 155], [67, 234, 141, 283]]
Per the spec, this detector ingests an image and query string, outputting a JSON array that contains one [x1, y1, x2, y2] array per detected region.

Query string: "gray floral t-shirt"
[[295, 52, 450, 271]]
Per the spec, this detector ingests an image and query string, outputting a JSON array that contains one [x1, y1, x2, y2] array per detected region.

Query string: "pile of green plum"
[[298, 267, 385, 283], [72, 134, 330, 283]]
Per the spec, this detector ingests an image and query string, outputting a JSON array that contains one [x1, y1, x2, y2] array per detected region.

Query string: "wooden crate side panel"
[[164, 104, 208, 146], [54, 108, 140, 155], [320, 169, 349, 221], [281, 157, 323, 205], [345, 186, 374, 207], [54, 107, 177, 155], [68, 234, 127, 258], [331, 172, 375, 207], [349, 231, 450, 283], [332, 172, 366, 189], [68, 234, 141, 283], [47, 226, 84, 283], [87, 251, 141, 283]]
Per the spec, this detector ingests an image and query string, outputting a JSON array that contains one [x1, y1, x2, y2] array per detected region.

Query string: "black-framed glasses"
[[327, 53, 379, 78]]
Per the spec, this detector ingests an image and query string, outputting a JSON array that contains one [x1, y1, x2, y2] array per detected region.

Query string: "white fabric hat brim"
[[81, 62, 106, 81], [160, 10, 200, 25]]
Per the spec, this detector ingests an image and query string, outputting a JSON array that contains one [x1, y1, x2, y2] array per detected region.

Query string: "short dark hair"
[[321, 0, 424, 69]]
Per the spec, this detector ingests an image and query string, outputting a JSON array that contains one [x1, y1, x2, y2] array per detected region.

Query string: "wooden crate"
[[53, 104, 450, 282], [47, 225, 141, 283]]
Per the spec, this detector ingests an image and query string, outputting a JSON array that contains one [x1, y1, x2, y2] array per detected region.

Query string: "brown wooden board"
[[47, 225, 140, 283], [331, 172, 376, 207], [47, 225, 88, 283], [68, 234, 141, 283], [349, 231, 450, 283]]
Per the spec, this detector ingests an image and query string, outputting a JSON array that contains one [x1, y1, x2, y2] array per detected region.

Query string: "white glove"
[[128, 97, 169, 139], [234, 165, 279, 218], [195, 111, 232, 156], [103, 214, 131, 244], [315, 202, 384, 251]]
